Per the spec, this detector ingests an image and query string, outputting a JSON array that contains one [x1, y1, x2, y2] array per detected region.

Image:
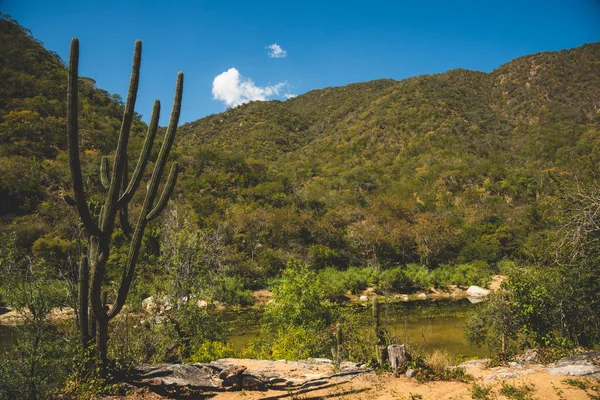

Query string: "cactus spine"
[[66, 37, 183, 369]]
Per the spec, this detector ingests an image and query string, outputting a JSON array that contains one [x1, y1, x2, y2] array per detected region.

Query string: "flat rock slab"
[[134, 363, 222, 390], [547, 352, 600, 378], [131, 359, 371, 397]]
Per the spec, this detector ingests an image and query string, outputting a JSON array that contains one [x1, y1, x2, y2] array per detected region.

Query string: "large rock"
[[134, 363, 222, 390], [548, 352, 600, 378], [466, 286, 490, 298]]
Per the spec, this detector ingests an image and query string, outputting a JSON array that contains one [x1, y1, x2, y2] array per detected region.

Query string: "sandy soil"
[[109, 357, 596, 399], [207, 359, 592, 400]]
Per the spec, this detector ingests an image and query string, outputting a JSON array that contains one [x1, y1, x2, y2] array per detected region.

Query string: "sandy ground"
[[207, 359, 593, 400], [108, 357, 597, 399]]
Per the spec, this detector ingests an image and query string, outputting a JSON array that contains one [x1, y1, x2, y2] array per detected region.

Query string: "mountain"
[[1, 13, 600, 288]]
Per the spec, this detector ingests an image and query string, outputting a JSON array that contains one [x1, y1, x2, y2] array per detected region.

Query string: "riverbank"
[[105, 353, 600, 399], [0, 275, 506, 327]]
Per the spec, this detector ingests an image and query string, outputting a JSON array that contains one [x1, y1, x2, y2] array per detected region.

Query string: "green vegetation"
[[471, 382, 494, 400], [499, 382, 537, 400], [65, 35, 183, 368], [1, 12, 600, 396]]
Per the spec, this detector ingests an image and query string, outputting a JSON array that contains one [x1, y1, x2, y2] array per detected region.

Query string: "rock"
[[196, 299, 208, 308], [359, 295, 369, 302], [467, 296, 485, 304], [548, 352, 600, 377], [141, 296, 154, 312], [416, 293, 427, 299], [466, 286, 490, 298], [459, 359, 489, 368], [309, 358, 332, 364], [133, 363, 221, 390], [241, 375, 267, 391], [219, 365, 247, 380], [405, 368, 416, 378]]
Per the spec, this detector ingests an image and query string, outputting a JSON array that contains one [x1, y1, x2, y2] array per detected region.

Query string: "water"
[[0, 298, 486, 359], [224, 298, 487, 359]]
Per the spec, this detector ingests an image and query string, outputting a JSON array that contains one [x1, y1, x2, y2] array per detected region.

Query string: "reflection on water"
[[224, 298, 487, 358], [0, 299, 487, 359]]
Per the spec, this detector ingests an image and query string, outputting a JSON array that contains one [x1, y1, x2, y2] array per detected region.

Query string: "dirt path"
[[205, 360, 592, 400], [110, 356, 598, 399]]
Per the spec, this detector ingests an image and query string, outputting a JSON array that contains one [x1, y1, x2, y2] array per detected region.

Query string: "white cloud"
[[283, 93, 297, 99], [212, 68, 286, 107], [266, 43, 287, 58]]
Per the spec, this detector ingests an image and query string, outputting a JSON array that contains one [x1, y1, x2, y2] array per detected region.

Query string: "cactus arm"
[[146, 162, 178, 221], [119, 148, 133, 239], [118, 100, 161, 207], [108, 72, 183, 320], [100, 156, 110, 189], [78, 255, 90, 346], [67, 38, 100, 237], [120, 208, 134, 239], [100, 40, 141, 234]]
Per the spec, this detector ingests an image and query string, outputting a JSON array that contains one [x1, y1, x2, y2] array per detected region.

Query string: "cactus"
[[66, 37, 183, 369]]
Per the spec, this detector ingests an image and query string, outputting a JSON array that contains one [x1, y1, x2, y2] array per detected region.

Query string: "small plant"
[[471, 382, 494, 400], [408, 393, 423, 399], [499, 382, 537, 400], [562, 378, 600, 399], [563, 378, 589, 390]]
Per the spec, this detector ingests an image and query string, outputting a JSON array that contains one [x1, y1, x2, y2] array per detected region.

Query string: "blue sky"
[[4, 0, 600, 125]]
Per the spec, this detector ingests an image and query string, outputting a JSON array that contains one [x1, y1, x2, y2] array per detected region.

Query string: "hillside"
[[1, 12, 600, 291], [174, 41, 600, 281]]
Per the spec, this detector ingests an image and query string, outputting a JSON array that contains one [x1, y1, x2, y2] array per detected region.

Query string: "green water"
[[0, 299, 486, 359], [224, 298, 487, 359]]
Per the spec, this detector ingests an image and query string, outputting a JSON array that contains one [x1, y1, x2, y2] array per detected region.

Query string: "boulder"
[[359, 295, 369, 302], [416, 293, 427, 299], [466, 286, 490, 298], [196, 299, 208, 308], [133, 363, 221, 390], [548, 352, 600, 378]]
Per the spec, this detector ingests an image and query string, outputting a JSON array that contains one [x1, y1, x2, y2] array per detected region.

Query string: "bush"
[[378, 266, 412, 293], [255, 260, 337, 359], [317, 267, 348, 303], [404, 264, 432, 289], [430, 261, 492, 288], [211, 275, 253, 306], [466, 264, 570, 359], [190, 340, 236, 363]]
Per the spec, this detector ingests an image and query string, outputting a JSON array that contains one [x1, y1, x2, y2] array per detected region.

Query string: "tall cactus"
[[66, 37, 183, 368]]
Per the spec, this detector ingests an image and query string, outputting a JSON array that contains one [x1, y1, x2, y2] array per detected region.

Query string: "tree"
[[65, 38, 183, 370]]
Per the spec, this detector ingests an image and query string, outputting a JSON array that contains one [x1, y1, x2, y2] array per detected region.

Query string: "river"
[[223, 298, 487, 358], [1, 298, 486, 359]]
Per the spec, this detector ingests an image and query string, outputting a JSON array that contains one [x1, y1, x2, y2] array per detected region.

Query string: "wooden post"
[[388, 344, 410, 376]]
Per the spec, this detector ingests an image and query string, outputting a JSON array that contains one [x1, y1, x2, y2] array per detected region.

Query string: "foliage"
[[499, 382, 537, 400], [406, 351, 473, 384], [471, 382, 494, 400], [189, 340, 236, 363], [254, 260, 337, 359]]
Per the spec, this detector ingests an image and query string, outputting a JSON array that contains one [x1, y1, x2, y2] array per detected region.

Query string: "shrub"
[[255, 260, 336, 359], [378, 266, 412, 293], [211, 275, 253, 306], [189, 340, 236, 363]]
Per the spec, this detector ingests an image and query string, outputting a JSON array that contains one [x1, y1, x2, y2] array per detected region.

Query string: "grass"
[[499, 382, 537, 400], [562, 378, 600, 400], [471, 382, 494, 400]]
